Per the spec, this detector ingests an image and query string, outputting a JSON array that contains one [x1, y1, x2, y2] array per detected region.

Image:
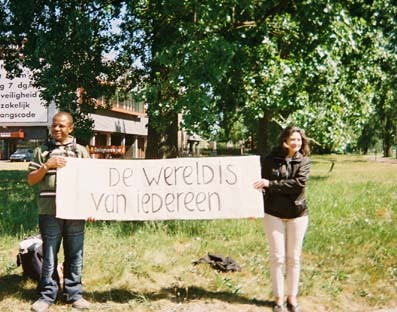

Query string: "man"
[[28, 112, 91, 312]]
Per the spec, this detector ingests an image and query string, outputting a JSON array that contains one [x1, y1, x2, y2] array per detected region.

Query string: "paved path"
[[0, 160, 28, 170], [366, 155, 397, 164]]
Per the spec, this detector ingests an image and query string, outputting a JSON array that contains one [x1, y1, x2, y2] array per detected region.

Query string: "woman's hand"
[[253, 178, 269, 189]]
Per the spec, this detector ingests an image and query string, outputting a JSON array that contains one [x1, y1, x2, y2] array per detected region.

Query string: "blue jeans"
[[38, 215, 85, 303]]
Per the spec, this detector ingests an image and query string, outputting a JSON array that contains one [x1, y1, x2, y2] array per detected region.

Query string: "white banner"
[[0, 60, 47, 123], [56, 156, 264, 221]]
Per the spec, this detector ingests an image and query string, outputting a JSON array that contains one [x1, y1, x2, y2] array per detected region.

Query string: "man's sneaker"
[[72, 298, 90, 310], [31, 300, 50, 312]]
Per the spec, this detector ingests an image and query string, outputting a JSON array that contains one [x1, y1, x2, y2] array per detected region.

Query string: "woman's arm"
[[268, 157, 311, 194]]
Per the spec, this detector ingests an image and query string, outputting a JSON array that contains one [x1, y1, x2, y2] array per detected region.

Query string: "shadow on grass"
[[0, 274, 37, 302], [0, 170, 38, 236], [339, 159, 367, 163], [309, 175, 330, 181], [0, 170, 30, 193], [2, 273, 273, 308], [87, 286, 273, 307]]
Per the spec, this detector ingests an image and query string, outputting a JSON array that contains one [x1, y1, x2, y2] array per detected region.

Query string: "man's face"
[[51, 115, 73, 143]]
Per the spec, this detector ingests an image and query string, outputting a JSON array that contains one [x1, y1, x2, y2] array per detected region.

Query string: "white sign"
[[0, 60, 47, 123], [56, 156, 264, 221]]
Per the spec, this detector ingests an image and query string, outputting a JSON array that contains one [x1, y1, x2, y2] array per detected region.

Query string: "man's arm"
[[27, 164, 49, 186], [27, 156, 67, 186]]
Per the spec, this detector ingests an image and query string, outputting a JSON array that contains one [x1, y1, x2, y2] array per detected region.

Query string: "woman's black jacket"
[[261, 148, 310, 219]]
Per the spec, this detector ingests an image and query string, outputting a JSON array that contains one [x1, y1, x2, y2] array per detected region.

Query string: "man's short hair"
[[53, 112, 74, 126]]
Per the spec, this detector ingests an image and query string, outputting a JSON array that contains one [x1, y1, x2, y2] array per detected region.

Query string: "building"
[[0, 61, 148, 160], [0, 60, 58, 159], [89, 92, 148, 159]]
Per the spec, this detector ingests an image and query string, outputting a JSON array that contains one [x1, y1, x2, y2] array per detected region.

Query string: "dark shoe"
[[31, 300, 51, 312], [72, 298, 90, 310], [273, 303, 285, 312], [286, 302, 301, 312]]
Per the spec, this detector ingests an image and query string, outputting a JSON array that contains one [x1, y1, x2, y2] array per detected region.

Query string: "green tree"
[[364, 1, 397, 157], [119, 1, 188, 158], [118, 1, 344, 157], [2, 0, 396, 157], [337, 0, 397, 157], [2, 0, 122, 143]]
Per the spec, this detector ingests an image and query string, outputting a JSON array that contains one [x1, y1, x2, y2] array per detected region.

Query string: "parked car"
[[9, 149, 33, 162]]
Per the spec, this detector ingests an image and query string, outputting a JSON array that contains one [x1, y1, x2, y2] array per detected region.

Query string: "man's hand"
[[46, 156, 67, 169]]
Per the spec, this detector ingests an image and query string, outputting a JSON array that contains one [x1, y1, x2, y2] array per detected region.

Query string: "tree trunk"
[[145, 121, 162, 159], [256, 112, 274, 158], [383, 116, 392, 157], [145, 110, 179, 159], [163, 111, 179, 158]]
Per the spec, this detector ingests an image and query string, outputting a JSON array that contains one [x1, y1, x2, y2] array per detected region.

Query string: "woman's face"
[[285, 131, 302, 156]]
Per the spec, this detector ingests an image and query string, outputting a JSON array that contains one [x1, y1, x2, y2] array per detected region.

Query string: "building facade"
[[89, 93, 147, 159], [0, 61, 147, 160], [0, 60, 57, 159]]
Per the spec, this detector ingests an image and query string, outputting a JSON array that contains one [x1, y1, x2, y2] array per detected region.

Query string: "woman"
[[254, 125, 311, 312]]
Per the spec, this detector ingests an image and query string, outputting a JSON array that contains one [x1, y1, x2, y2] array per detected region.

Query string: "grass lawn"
[[0, 155, 396, 311]]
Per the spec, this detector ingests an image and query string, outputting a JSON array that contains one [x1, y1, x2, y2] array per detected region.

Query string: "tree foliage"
[[1, 0, 396, 156], [1, 0, 123, 143]]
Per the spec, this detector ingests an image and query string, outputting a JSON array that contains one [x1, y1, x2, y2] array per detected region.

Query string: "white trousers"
[[263, 213, 309, 299]]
